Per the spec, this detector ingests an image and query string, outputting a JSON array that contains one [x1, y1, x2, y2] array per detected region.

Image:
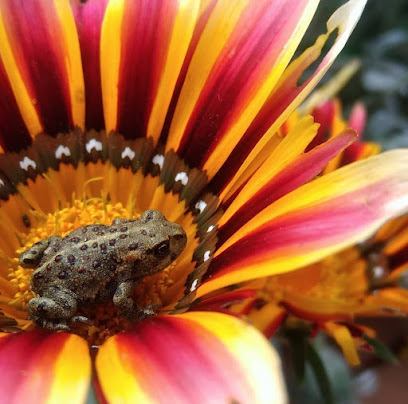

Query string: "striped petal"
[[72, 0, 109, 132], [0, 330, 91, 404], [217, 127, 356, 244], [101, 0, 199, 143], [212, 0, 366, 198], [96, 312, 287, 404], [166, 0, 319, 179], [197, 150, 408, 297], [0, 0, 84, 137]]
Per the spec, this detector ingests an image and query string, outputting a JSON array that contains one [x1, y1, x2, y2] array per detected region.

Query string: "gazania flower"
[[235, 98, 408, 366], [0, 0, 407, 402]]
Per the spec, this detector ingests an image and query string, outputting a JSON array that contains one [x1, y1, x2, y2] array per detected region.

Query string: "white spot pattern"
[[152, 154, 164, 169], [19, 157, 36, 171], [0, 179, 4, 186], [86, 139, 103, 153], [174, 172, 188, 186], [55, 145, 71, 159], [195, 200, 207, 214], [204, 250, 211, 262], [372, 266, 384, 279], [207, 225, 215, 233], [190, 279, 199, 292], [121, 147, 135, 160]]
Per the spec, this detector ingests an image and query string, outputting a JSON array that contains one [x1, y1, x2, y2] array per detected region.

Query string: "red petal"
[[218, 130, 356, 244], [0, 0, 84, 135], [198, 150, 408, 296], [72, 0, 109, 132], [0, 59, 31, 151], [0, 330, 91, 404], [96, 312, 287, 404]]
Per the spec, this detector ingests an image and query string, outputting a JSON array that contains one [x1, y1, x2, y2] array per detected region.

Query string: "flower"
[[229, 98, 408, 366], [0, 0, 407, 403]]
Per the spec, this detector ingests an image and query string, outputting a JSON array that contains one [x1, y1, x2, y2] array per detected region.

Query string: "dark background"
[[303, 0, 408, 149], [285, 1, 408, 403]]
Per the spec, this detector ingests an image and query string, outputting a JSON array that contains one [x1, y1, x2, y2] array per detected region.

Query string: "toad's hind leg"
[[27, 290, 78, 331], [19, 235, 62, 268]]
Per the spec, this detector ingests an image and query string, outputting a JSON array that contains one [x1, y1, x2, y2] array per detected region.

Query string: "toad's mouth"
[[1, 131, 220, 345]]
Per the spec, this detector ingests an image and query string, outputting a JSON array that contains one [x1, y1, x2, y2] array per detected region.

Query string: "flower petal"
[[198, 150, 408, 296], [0, 59, 31, 151], [324, 323, 361, 366], [101, 0, 199, 143], [0, 0, 84, 136], [96, 312, 287, 404], [245, 303, 287, 339], [213, 0, 366, 199], [72, 0, 109, 131], [0, 330, 91, 404], [166, 0, 319, 178], [341, 102, 380, 165], [217, 126, 356, 245], [99, 0, 124, 134]]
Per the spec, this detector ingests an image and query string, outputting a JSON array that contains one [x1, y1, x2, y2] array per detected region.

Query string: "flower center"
[[0, 131, 221, 345]]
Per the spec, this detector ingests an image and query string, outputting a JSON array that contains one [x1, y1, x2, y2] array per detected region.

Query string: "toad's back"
[[31, 221, 146, 301]]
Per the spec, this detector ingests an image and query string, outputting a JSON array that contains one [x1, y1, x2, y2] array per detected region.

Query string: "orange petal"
[[96, 312, 287, 404], [246, 302, 287, 339], [0, 330, 91, 404], [324, 323, 361, 366]]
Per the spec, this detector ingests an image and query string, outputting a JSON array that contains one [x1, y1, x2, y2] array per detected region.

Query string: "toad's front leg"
[[113, 281, 156, 321], [19, 235, 62, 268]]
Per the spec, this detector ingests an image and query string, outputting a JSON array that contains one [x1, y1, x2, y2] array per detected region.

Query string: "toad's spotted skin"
[[20, 210, 187, 331]]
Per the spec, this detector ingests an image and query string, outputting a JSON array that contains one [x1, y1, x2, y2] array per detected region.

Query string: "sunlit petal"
[[0, 330, 90, 404], [198, 150, 408, 296], [101, 0, 199, 143], [166, 0, 320, 179], [215, 0, 366, 199], [96, 312, 287, 404]]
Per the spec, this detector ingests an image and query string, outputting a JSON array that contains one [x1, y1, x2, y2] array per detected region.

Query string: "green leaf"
[[287, 331, 307, 382], [306, 342, 334, 404], [362, 334, 398, 363]]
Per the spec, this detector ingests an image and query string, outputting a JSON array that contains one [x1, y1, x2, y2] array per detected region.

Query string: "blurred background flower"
[[302, 0, 408, 150], [280, 1, 408, 402]]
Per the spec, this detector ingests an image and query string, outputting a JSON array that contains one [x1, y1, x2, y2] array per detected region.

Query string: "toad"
[[20, 210, 187, 330]]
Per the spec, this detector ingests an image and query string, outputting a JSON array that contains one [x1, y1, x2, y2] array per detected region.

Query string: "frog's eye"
[[154, 241, 170, 257]]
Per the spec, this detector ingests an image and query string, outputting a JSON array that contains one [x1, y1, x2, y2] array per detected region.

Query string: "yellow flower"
[[0, 0, 406, 403], [237, 99, 408, 366]]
